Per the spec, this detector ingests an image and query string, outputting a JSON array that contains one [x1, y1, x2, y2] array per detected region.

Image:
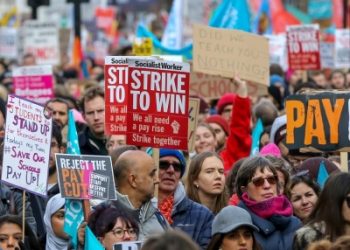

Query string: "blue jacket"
[[238, 201, 302, 250], [171, 183, 214, 250]]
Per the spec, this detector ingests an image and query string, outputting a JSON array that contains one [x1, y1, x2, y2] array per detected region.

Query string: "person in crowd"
[[293, 172, 350, 250], [207, 205, 262, 250], [186, 151, 227, 214], [43, 193, 70, 250], [0, 98, 6, 141], [79, 86, 107, 155], [106, 134, 127, 155], [286, 69, 303, 94], [88, 203, 139, 250], [45, 98, 70, 143], [226, 158, 246, 206], [252, 99, 279, 128], [264, 154, 291, 195], [309, 70, 328, 89], [259, 126, 272, 149], [307, 235, 350, 250], [141, 230, 200, 250], [194, 123, 217, 154], [346, 69, 350, 87], [235, 156, 301, 250], [154, 148, 213, 249], [110, 145, 138, 167], [329, 70, 347, 89], [206, 115, 229, 153], [270, 74, 286, 99], [21, 53, 36, 66], [0, 214, 41, 250], [287, 175, 321, 224], [216, 93, 236, 125]]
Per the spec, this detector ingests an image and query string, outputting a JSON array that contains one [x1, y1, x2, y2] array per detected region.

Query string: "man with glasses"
[[79, 86, 107, 155], [157, 148, 214, 249]]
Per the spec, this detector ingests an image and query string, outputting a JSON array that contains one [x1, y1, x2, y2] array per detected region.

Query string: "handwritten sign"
[[1, 95, 52, 196], [22, 20, 60, 65], [13, 65, 54, 104], [114, 241, 142, 250], [285, 91, 350, 152], [126, 58, 190, 150], [287, 24, 321, 70], [335, 29, 350, 69], [193, 24, 269, 86], [56, 154, 117, 200], [0, 27, 17, 59]]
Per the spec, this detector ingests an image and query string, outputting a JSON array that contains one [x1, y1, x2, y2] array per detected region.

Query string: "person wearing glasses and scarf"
[[155, 148, 214, 250], [235, 156, 301, 250]]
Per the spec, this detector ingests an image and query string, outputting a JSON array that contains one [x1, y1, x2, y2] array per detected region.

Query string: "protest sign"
[[56, 154, 117, 200], [114, 241, 142, 250], [285, 91, 350, 152], [320, 42, 335, 69], [1, 95, 52, 196], [188, 98, 200, 152], [286, 24, 321, 70], [59, 28, 72, 62], [193, 24, 269, 86], [132, 38, 153, 56], [126, 58, 190, 150], [266, 34, 288, 71], [22, 20, 60, 65], [13, 65, 54, 104], [95, 7, 115, 31], [0, 27, 18, 59], [335, 29, 350, 69]]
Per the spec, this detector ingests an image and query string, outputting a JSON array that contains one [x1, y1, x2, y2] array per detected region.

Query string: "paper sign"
[[126, 58, 190, 150], [13, 65, 54, 104], [188, 98, 200, 152], [56, 154, 117, 200], [193, 24, 269, 86], [1, 95, 52, 196], [0, 27, 18, 59], [22, 20, 60, 65], [114, 241, 142, 250], [132, 38, 153, 56], [266, 34, 288, 71], [285, 91, 350, 152], [335, 29, 350, 68], [287, 24, 321, 70], [320, 42, 335, 69]]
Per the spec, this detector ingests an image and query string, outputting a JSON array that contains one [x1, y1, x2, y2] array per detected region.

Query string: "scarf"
[[158, 194, 174, 225], [241, 192, 293, 219], [44, 193, 70, 250]]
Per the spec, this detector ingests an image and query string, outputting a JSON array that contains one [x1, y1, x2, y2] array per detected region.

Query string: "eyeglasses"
[[159, 161, 182, 172], [111, 227, 137, 239], [250, 175, 277, 187], [346, 197, 350, 208]]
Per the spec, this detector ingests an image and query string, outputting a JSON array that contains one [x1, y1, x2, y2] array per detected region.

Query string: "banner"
[[22, 20, 60, 65], [335, 29, 350, 68], [193, 24, 269, 86], [126, 58, 190, 150], [56, 154, 117, 200], [13, 65, 54, 104], [285, 92, 350, 152], [0, 27, 17, 59], [161, 0, 183, 49], [286, 24, 321, 70], [1, 95, 52, 196]]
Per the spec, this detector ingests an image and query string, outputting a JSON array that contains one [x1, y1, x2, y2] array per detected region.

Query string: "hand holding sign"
[[233, 76, 248, 98]]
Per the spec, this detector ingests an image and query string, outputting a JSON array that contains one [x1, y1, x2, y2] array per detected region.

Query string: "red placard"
[[287, 24, 321, 70], [126, 59, 190, 150]]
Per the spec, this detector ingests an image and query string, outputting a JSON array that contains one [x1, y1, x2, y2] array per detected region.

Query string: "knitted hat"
[[212, 206, 258, 236], [298, 157, 340, 182], [216, 93, 236, 114], [270, 74, 286, 88], [206, 115, 229, 135], [260, 143, 282, 158], [270, 115, 287, 145]]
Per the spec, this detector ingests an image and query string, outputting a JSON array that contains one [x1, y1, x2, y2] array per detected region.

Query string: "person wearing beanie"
[[216, 93, 236, 124], [270, 74, 286, 99], [206, 115, 229, 152], [155, 148, 214, 249]]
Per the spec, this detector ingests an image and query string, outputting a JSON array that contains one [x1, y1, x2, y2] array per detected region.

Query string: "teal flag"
[[250, 119, 264, 156], [85, 226, 104, 250], [317, 161, 329, 188], [64, 110, 84, 249]]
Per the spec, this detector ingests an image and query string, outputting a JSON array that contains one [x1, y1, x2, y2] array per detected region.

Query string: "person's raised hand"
[[233, 76, 248, 98]]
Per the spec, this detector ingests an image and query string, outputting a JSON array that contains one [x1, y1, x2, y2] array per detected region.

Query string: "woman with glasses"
[[293, 172, 350, 250], [88, 203, 139, 250], [235, 156, 301, 250]]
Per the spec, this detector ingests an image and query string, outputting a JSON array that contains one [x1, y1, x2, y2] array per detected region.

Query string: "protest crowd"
[[0, 0, 350, 250]]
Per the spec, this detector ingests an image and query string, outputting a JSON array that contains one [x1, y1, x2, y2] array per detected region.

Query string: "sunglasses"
[[159, 161, 182, 172], [346, 197, 350, 208], [250, 175, 277, 187]]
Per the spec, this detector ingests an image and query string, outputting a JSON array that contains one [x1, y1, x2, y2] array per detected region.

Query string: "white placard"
[[0, 27, 18, 59], [335, 29, 350, 68]]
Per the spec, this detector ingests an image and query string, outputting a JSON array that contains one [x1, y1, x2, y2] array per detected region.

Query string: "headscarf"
[[44, 193, 69, 250]]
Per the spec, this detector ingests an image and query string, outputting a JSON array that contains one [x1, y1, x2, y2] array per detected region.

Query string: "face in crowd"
[[194, 124, 217, 154], [106, 135, 127, 155], [158, 156, 182, 195], [0, 222, 22, 250], [83, 95, 105, 137], [51, 208, 69, 240], [208, 123, 226, 150], [46, 101, 69, 128], [220, 227, 254, 250]]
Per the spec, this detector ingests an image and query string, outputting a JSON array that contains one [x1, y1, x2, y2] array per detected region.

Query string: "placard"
[[193, 24, 269, 86], [1, 95, 52, 196], [132, 38, 153, 56], [286, 24, 321, 70], [22, 20, 60, 65], [114, 241, 142, 250], [56, 154, 117, 200], [335, 29, 350, 69], [0, 27, 18, 59], [126, 58, 190, 150], [13, 65, 54, 104], [320, 42, 334, 69], [266, 34, 288, 71], [285, 91, 350, 152]]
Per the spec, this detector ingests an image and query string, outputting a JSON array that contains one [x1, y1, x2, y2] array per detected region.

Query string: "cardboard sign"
[[56, 154, 117, 200], [335, 29, 350, 68], [320, 42, 335, 69], [189, 71, 267, 100], [114, 241, 142, 250], [13, 65, 54, 104], [22, 20, 60, 65], [188, 98, 200, 152], [1, 95, 52, 196], [285, 91, 350, 152], [193, 24, 269, 86], [132, 38, 153, 56], [59, 28, 72, 62], [286, 24, 321, 70], [126, 58, 190, 150], [0, 27, 17, 59]]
